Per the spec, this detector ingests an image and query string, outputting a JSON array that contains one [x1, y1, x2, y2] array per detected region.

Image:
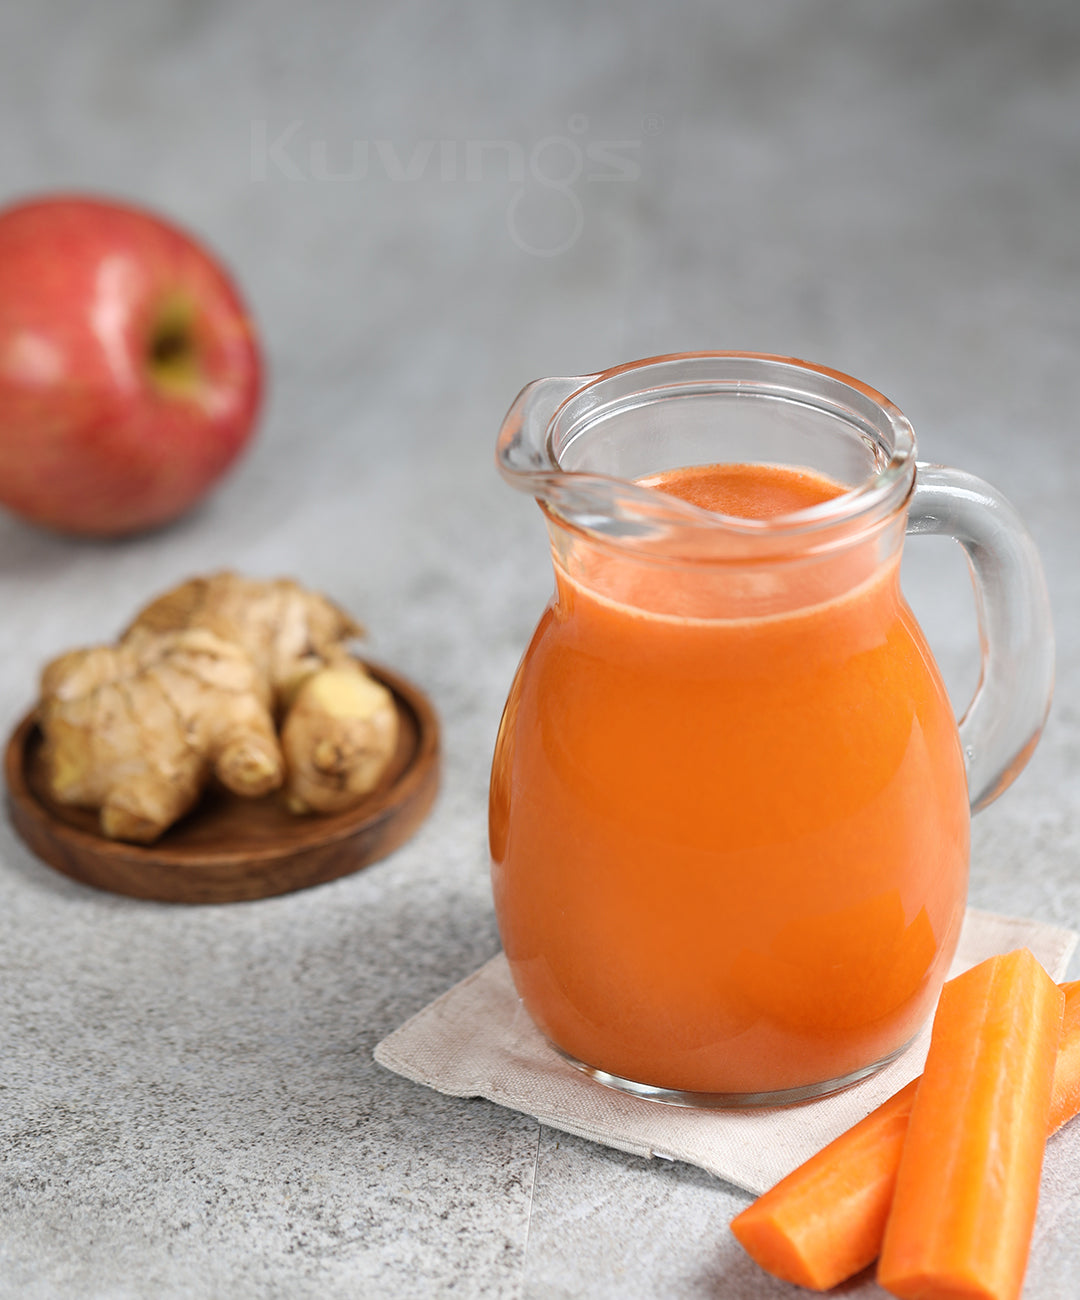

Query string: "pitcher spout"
[[495, 353, 916, 553], [496, 372, 710, 540]]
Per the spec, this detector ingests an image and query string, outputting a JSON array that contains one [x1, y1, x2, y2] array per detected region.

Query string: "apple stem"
[[147, 311, 200, 395]]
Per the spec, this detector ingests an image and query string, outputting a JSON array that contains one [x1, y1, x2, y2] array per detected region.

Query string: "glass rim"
[[540, 351, 918, 538]]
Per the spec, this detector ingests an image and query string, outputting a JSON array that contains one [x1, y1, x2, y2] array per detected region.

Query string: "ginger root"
[[38, 572, 399, 843], [281, 659, 400, 814], [127, 572, 362, 699]]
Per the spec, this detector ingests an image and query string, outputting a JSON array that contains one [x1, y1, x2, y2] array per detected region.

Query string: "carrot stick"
[[877, 948, 1062, 1300], [1048, 980, 1080, 1134], [730, 974, 1080, 1293], [729, 1079, 918, 1290]]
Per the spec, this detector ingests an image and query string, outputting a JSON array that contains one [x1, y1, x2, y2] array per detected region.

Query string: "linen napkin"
[[374, 908, 1077, 1195]]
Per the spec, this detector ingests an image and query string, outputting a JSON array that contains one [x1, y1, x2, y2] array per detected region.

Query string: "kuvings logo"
[[251, 116, 650, 257]]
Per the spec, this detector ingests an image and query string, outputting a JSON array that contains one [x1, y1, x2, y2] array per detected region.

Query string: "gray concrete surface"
[[1, 1, 1079, 1295]]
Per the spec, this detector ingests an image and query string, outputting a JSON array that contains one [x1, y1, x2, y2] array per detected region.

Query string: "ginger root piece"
[[280, 658, 399, 814], [128, 572, 363, 699], [41, 628, 283, 843], [38, 572, 399, 842]]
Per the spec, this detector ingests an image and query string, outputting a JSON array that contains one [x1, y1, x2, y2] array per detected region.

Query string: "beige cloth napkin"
[[374, 909, 1077, 1195]]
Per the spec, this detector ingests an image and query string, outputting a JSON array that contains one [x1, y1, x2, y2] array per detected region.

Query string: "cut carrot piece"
[[1048, 980, 1080, 1134], [730, 1079, 918, 1290], [877, 948, 1062, 1300], [731, 976, 1080, 1293]]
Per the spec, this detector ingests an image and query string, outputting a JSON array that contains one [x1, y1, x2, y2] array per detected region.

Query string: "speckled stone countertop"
[[2, 2, 1079, 1296]]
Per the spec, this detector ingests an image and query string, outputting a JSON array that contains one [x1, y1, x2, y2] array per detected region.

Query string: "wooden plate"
[[4, 661, 439, 904]]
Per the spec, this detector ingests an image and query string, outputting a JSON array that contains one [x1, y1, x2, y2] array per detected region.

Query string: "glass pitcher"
[[489, 353, 1053, 1107]]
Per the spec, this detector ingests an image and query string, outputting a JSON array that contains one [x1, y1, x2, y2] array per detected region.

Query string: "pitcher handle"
[[906, 463, 1054, 811]]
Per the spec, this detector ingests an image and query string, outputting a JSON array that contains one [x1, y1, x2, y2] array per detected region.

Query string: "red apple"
[[0, 194, 263, 536]]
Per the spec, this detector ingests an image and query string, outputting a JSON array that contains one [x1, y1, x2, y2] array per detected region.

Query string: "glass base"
[[554, 1034, 919, 1109]]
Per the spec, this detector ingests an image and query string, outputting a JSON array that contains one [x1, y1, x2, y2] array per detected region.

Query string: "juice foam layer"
[[553, 462, 888, 626], [637, 461, 847, 519]]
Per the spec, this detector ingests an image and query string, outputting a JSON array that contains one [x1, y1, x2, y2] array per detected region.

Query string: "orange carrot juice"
[[490, 462, 970, 1097]]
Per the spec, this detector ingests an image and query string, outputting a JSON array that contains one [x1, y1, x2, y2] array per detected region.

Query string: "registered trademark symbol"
[[642, 113, 663, 136]]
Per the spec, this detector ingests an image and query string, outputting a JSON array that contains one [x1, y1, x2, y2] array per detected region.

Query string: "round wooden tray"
[[4, 661, 439, 904]]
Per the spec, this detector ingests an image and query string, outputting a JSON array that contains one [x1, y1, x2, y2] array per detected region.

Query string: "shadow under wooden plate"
[[4, 661, 440, 904]]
